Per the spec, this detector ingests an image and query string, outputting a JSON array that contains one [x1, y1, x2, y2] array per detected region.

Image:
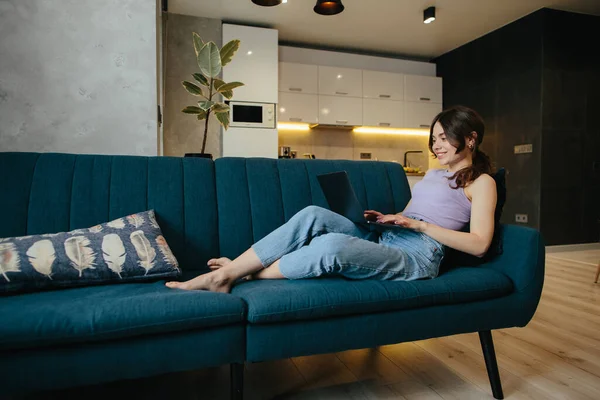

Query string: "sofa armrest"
[[481, 224, 545, 295]]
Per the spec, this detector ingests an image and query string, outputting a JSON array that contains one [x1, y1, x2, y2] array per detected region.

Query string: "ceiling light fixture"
[[314, 0, 345, 16], [423, 6, 435, 24], [251, 0, 282, 6]]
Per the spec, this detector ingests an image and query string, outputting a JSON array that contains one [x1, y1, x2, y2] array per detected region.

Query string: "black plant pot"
[[184, 153, 213, 160]]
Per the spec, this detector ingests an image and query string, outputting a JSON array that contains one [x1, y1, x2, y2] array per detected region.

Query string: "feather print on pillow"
[[64, 236, 97, 277], [102, 234, 126, 278], [130, 230, 156, 274], [0, 242, 21, 282], [156, 235, 179, 268], [107, 218, 126, 229], [127, 214, 145, 229], [148, 210, 160, 229], [26, 240, 56, 280], [89, 225, 103, 233]]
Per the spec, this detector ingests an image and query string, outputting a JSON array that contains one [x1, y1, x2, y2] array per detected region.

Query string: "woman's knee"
[[296, 205, 334, 221]]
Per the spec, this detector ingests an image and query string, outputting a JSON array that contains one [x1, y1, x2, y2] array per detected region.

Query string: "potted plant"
[[182, 33, 244, 159]]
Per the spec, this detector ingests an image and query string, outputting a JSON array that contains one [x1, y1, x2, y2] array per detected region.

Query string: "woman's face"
[[431, 122, 467, 166]]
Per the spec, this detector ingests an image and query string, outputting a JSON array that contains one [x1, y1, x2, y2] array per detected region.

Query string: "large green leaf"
[[182, 81, 204, 96], [213, 78, 226, 90], [212, 102, 230, 114], [198, 100, 215, 111], [192, 73, 209, 87], [216, 110, 230, 130], [220, 39, 240, 67], [198, 42, 222, 78], [192, 33, 204, 58], [181, 106, 203, 114], [217, 81, 244, 92], [221, 89, 234, 99]]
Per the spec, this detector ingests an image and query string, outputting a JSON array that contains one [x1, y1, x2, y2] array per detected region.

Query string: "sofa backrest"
[[0, 152, 219, 273], [214, 158, 411, 259]]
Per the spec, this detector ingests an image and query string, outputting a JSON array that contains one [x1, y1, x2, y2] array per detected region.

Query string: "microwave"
[[228, 101, 276, 129]]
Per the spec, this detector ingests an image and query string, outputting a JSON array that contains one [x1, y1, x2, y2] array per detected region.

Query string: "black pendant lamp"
[[252, 0, 282, 6], [314, 0, 345, 16]]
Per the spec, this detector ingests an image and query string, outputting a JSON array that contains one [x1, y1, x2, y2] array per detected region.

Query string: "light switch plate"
[[514, 144, 533, 154], [360, 152, 372, 159]]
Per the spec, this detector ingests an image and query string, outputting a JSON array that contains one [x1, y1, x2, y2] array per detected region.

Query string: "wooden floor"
[[18, 248, 600, 400]]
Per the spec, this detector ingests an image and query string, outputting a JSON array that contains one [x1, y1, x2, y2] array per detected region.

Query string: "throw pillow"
[[0, 210, 180, 294], [440, 168, 507, 269]]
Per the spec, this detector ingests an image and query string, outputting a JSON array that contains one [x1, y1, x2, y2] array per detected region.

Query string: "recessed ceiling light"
[[251, 0, 282, 6], [424, 7, 435, 24], [247, 51, 253, 55]]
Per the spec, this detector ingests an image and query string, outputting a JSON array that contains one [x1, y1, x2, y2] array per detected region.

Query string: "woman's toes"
[[165, 281, 179, 288]]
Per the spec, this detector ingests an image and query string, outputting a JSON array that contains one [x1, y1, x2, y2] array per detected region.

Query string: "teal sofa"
[[0, 152, 545, 399]]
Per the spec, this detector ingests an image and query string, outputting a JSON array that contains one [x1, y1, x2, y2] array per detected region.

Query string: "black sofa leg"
[[479, 331, 504, 399], [230, 362, 244, 400]]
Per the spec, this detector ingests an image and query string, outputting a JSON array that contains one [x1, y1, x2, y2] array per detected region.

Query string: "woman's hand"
[[363, 210, 383, 221], [376, 214, 426, 232]]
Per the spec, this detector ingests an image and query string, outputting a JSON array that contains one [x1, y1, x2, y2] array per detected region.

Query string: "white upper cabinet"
[[223, 24, 278, 103], [404, 102, 442, 129], [318, 95, 362, 126], [362, 99, 404, 128], [363, 71, 404, 101], [277, 92, 319, 124], [404, 75, 443, 103], [279, 62, 318, 94], [318, 66, 362, 97]]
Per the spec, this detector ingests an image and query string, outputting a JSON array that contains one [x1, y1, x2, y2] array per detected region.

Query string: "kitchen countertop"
[[405, 172, 426, 176]]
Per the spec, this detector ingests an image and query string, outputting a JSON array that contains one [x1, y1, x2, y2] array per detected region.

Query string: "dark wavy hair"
[[428, 105, 492, 188]]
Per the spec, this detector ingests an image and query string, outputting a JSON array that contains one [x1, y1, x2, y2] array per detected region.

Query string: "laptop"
[[316, 171, 404, 229]]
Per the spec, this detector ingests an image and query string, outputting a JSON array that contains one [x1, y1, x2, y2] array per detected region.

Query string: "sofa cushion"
[[0, 152, 220, 275], [0, 210, 181, 294], [232, 267, 513, 324], [0, 281, 246, 351]]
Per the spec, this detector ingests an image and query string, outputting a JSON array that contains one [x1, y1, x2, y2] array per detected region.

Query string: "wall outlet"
[[360, 152, 372, 159], [514, 144, 533, 154], [515, 214, 528, 223]]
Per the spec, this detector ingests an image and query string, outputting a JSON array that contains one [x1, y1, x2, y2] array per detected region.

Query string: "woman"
[[166, 105, 497, 293]]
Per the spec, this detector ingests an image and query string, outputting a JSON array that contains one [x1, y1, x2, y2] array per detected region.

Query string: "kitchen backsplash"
[[279, 127, 436, 170]]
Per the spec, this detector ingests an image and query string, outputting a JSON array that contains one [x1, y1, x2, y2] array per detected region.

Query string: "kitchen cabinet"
[[318, 66, 362, 97], [223, 24, 278, 103], [318, 95, 362, 126], [404, 75, 443, 103], [279, 62, 318, 94], [363, 70, 404, 100], [277, 92, 319, 124], [362, 99, 404, 128], [404, 102, 442, 129]]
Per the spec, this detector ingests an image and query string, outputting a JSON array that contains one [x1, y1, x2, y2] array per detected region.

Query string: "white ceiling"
[[170, 0, 600, 60]]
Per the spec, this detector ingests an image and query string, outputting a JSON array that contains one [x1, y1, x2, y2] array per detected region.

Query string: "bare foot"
[[165, 270, 232, 293], [207, 257, 255, 282], [207, 257, 232, 270]]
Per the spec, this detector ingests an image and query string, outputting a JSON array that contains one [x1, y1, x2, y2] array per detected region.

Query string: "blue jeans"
[[251, 206, 444, 281]]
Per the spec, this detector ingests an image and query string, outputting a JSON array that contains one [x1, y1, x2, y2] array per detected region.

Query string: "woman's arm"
[[421, 174, 497, 257], [377, 174, 497, 257]]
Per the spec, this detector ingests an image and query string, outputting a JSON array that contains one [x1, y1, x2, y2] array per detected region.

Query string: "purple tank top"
[[403, 169, 472, 231]]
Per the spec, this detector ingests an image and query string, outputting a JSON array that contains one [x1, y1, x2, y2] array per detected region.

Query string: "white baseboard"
[[546, 243, 600, 253]]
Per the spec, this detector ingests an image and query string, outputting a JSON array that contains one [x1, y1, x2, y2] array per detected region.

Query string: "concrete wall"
[[0, 0, 158, 155], [163, 14, 222, 157]]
